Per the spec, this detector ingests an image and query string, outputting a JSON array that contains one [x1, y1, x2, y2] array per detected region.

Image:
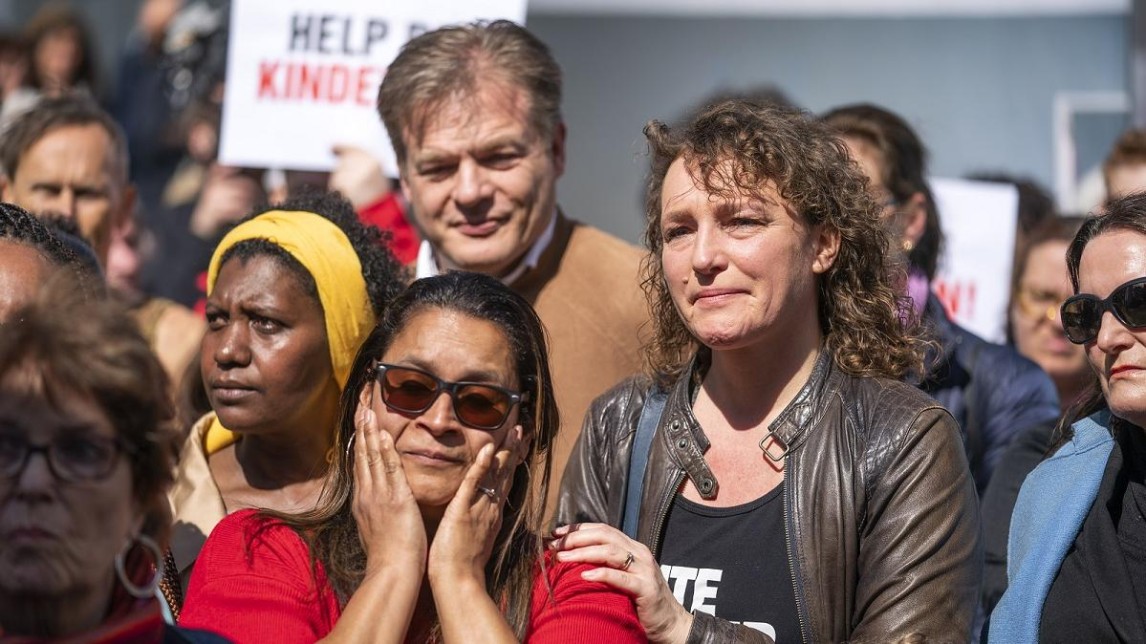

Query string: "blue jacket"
[[988, 412, 1114, 643], [920, 296, 1061, 494]]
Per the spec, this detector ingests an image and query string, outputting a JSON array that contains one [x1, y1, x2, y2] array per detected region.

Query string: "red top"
[[180, 510, 646, 643], [358, 192, 419, 265]]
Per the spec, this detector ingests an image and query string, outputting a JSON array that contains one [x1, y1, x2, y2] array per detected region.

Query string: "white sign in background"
[[220, 0, 528, 172], [930, 177, 1019, 344]]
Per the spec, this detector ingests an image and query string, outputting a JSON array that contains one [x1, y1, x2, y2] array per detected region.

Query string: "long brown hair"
[[269, 272, 559, 638], [643, 100, 924, 382]]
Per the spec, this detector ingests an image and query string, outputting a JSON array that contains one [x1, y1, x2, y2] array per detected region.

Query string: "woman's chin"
[[0, 558, 77, 597]]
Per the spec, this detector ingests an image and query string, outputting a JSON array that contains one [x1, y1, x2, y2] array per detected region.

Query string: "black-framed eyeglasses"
[[0, 430, 131, 483], [373, 362, 528, 431], [1061, 276, 1146, 344]]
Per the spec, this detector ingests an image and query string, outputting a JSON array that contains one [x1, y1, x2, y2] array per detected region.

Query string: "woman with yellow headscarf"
[[163, 192, 406, 616]]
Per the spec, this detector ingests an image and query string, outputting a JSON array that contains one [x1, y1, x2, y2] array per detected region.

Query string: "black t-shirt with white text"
[[658, 483, 801, 642]]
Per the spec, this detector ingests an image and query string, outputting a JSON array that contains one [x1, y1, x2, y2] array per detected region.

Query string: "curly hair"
[[216, 190, 408, 318], [0, 201, 102, 296], [269, 272, 560, 639], [642, 100, 924, 380], [0, 201, 79, 268]]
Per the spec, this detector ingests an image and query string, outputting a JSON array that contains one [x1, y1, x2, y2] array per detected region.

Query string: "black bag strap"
[[623, 388, 667, 540]]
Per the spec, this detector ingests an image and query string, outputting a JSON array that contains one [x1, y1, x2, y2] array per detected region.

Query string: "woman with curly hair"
[[554, 100, 981, 642], [165, 191, 406, 615]]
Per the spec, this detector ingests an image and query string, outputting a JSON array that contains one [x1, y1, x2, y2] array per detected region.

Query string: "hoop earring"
[[115, 534, 162, 599]]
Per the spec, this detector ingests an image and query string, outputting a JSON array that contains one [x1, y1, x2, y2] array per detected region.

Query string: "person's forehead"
[[23, 123, 114, 165], [408, 81, 536, 150], [842, 137, 886, 188]]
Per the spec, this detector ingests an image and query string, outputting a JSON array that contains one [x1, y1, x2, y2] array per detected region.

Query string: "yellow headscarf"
[[202, 210, 376, 454]]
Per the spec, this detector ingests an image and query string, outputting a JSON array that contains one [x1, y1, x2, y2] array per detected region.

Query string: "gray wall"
[[529, 15, 1128, 243]]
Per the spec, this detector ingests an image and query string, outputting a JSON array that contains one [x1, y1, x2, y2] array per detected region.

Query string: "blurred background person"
[[0, 277, 221, 642], [0, 30, 29, 122], [990, 197, 1146, 641], [113, 0, 186, 234], [180, 272, 645, 643], [21, 1, 97, 100], [0, 94, 205, 392], [165, 191, 404, 615], [822, 103, 1061, 496], [1103, 128, 1146, 202], [1009, 216, 1093, 412]]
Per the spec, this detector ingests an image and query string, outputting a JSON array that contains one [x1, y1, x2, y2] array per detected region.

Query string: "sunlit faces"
[[368, 308, 522, 511], [398, 81, 565, 278], [1011, 240, 1089, 387], [1, 124, 124, 263], [0, 381, 137, 599], [1106, 163, 1146, 201], [0, 241, 51, 322], [1077, 230, 1146, 427], [201, 255, 338, 435], [659, 156, 837, 352]]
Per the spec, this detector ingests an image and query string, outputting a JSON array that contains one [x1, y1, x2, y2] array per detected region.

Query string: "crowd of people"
[[3, 3, 1146, 643]]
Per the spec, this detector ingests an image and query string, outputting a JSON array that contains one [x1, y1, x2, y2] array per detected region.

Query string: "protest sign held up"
[[220, 0, 527, 172], [930, 177, 1019, 343]]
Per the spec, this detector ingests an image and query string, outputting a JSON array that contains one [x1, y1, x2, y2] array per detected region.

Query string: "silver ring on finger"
[[621, 551, 635, 571], [477, 485, 497, 501]]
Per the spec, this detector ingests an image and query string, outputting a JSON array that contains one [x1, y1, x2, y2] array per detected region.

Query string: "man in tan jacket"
[[377, 20, 647, 519]]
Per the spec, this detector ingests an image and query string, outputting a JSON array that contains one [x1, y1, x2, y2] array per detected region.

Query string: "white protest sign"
[[930, 177, 1019, 343], [220, 0, 528, 172]]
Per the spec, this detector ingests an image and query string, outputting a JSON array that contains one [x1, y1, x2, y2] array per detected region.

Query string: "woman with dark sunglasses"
[[178, 272, 645, 643], [990, 194, 1146, 642]]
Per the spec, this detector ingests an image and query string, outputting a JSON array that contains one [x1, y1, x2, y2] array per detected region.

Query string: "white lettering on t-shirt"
[[661, 565, 777, 640]]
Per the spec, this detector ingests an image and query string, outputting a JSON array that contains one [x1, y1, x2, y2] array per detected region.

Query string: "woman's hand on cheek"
[[428, 426, 522, 586], [351, 404, 427, 580], [551, 523, 694, 644]]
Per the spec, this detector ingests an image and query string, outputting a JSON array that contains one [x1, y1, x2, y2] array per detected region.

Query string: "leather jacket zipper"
[[784, 457, 811, 644], [649, 468, 685, 557]]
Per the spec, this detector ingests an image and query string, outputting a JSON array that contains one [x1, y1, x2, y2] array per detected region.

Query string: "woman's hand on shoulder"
[[551, 522, 693, 644], [352, 405, 426, 579], [428, 425, 523, 587]]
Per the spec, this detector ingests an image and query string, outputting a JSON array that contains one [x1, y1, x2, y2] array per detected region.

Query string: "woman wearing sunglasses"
[[178, 272, 645, 643], [990, 195, 1146, 641]]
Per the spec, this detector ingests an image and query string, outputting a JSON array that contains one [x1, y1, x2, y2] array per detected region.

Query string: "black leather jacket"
[[556, 352, 982, 643]]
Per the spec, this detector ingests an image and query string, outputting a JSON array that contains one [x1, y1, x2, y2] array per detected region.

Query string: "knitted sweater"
[[179, 509, 646, 643]]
